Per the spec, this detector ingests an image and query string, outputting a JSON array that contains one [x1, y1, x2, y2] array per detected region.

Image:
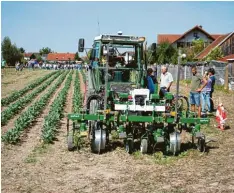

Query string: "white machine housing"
[[114, 89, 166, 112]]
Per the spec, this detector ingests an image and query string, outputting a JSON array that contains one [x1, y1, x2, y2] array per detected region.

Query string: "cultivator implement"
[[67, 32, 210, 155]]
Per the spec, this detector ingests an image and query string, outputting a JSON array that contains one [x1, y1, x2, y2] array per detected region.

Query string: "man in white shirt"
[[159, 65, 173, 97]]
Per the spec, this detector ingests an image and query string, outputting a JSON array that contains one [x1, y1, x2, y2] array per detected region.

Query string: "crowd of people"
[[41, 63, 82, 70], [14, 62, 83, 71], [146, 66, 227, 130], [145, 65, 227, 130]]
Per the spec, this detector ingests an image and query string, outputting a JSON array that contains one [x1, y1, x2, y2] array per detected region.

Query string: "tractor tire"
[[68, 135, 74, 151], [140, 139, 148, 154]]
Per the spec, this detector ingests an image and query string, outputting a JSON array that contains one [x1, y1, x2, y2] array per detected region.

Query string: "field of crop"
[[1, 69, 234, 193]]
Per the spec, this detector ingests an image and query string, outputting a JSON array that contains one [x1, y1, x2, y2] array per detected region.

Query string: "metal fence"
[[155, 61, 234, 90]]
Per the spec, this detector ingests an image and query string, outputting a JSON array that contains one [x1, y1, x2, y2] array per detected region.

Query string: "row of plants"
[[81, 69, 86, 84], [73, 71, 82, 113], [1, 71, 58, 106], [41, 71, 73, 143], [1, 71, 69, 144], [1, 71, 63, 126]]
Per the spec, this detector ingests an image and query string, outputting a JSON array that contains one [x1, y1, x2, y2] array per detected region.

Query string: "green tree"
[[205, 47, 224, 61], [30, 53, 36, 60], [1, 37, 23, 66], [156, 41, 177, 64], [1, 37, 12, 63], [74, 52, 79, 60], [19, 47, 25, 53], [39, 47, 52, 55], [192, 39, 205, 55], [36, 55, 43, 62]]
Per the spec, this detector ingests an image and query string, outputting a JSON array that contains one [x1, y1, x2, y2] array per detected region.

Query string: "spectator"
[[208, 68, 216, 112], [1, 59, 6, 69], [1, 59, 6, 75], [190, 66, 207, 117], [159, 65, 173, 98], [15, 61, 20, 71], [201, 71, 212, 114], [146, 68, 156, 94]]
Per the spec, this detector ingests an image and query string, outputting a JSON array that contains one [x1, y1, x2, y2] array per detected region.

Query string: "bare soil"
[[1, 73, 234, 193], [1, 69, 51, 98]]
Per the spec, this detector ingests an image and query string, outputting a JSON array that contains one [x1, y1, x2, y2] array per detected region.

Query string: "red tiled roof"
[[157, 25, 223, 44], [47, 53, 75, 61], [157, 34, 181, 44], [211, 34, 223, 39], [195, 33, 231, 60], [217, 54, 234, 62]]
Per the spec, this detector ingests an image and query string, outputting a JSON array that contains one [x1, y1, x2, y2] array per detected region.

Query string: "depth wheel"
[[67, 135, 74, 151], [140, 139, 148, 154], [90, 122, 106, 154]]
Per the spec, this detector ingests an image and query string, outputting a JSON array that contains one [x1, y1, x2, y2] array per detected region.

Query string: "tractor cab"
[[78, 33, 147, 96]]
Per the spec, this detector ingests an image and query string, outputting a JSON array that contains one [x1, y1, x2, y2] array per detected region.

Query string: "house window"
[[177, 42, 184, 48], [194, 32, 198, 38]]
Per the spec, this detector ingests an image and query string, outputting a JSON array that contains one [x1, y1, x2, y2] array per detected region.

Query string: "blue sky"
[[1, 1, 234, 55]]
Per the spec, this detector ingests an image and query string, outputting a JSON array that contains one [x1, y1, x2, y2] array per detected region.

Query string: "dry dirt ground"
[[1, 71, 234, 193], [1, 68, 52, 97]]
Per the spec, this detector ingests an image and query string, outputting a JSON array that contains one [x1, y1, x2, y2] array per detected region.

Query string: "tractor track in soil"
[[1, 77, 234, 193], [1, 74, 61, 135], [1, 72, 71, 193]]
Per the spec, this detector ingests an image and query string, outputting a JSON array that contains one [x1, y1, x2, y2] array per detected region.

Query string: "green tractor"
[[67, 32, 209, 155]]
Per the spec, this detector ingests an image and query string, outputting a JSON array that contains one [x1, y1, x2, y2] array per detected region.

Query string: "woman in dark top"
[[145, 68, 157, 94], [208, 68, 216, 112]]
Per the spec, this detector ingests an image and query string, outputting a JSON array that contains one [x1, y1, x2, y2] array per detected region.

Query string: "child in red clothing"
[[216, 103, 227, 130]]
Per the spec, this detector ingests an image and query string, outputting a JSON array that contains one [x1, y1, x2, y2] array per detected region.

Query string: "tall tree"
[[1, 37, 23, 66], [19, 47, 25, 53], [39, 47, 52, 55], [156, 41, 177, 64], [205, 47, 224, 61]]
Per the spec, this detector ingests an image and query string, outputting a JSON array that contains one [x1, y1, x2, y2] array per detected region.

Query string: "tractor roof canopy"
[[94, 34, 145, 44]]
